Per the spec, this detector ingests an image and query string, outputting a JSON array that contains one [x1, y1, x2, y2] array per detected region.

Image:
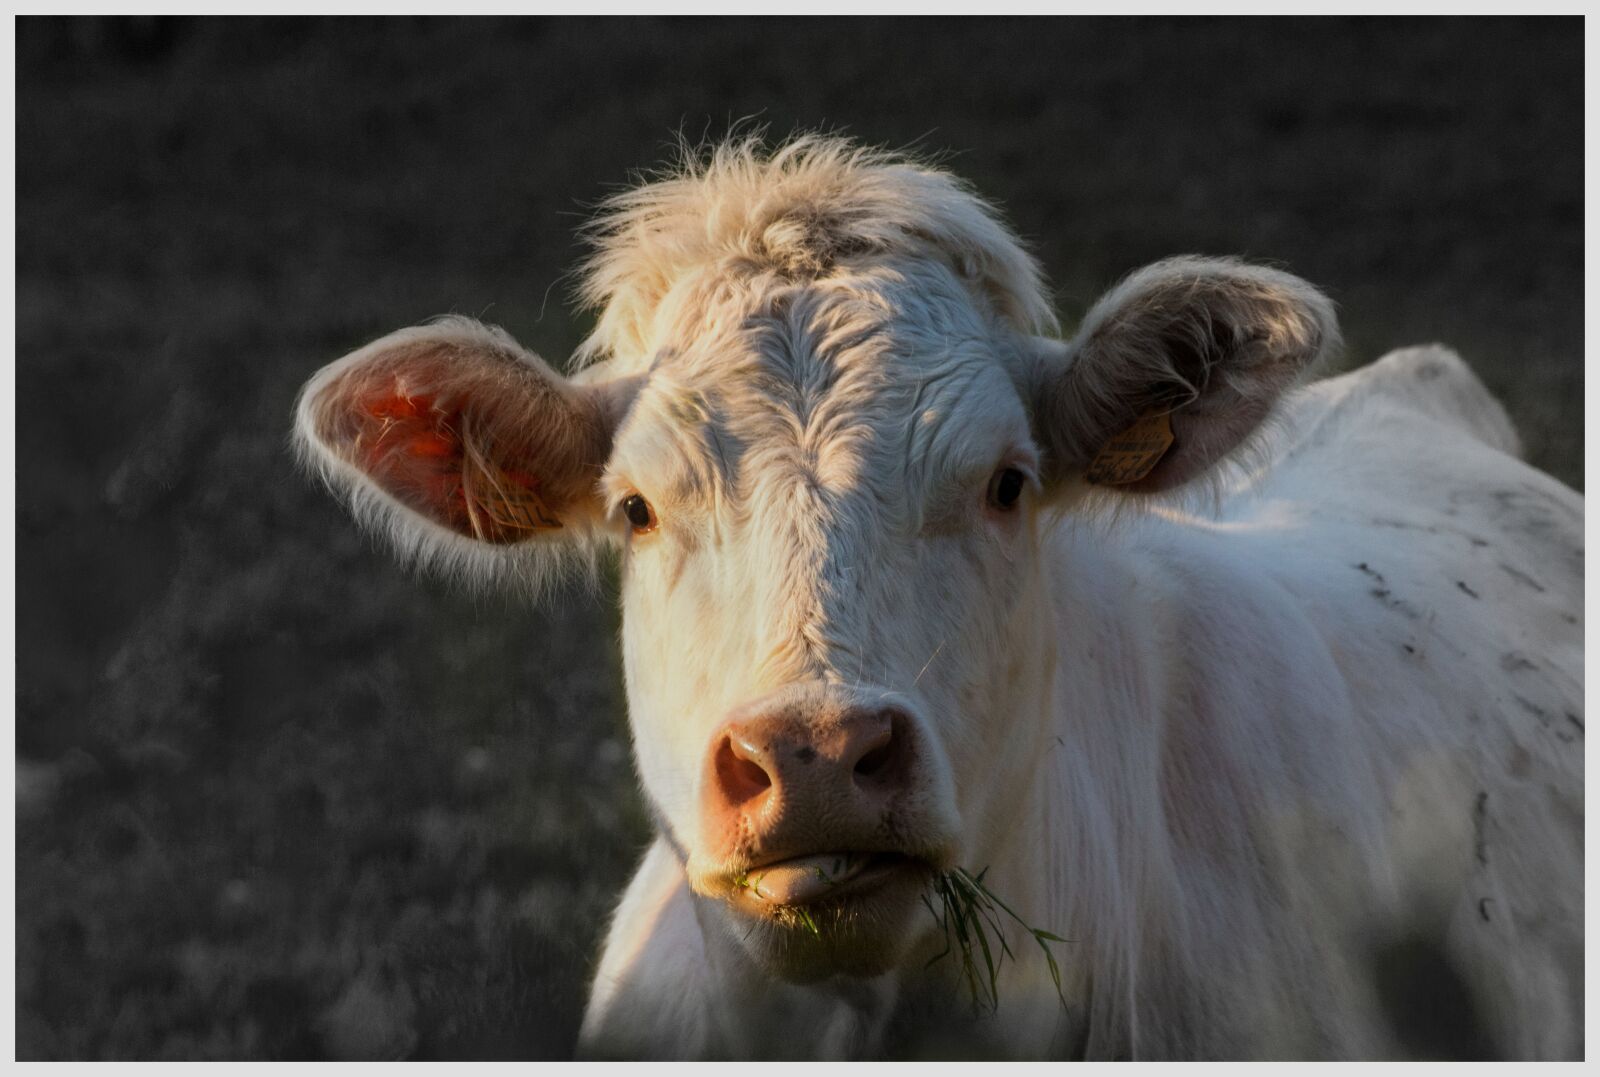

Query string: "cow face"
[[296, 150, 1335, 986], [599, 261, 1056, 979]]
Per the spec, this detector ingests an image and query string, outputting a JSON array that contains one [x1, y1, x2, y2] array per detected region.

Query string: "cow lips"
[[744, 852, 890, 906]]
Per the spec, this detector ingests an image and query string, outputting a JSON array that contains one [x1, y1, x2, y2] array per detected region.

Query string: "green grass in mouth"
[[923, 867, 1070, 1015]]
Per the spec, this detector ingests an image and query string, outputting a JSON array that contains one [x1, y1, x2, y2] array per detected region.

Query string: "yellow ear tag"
[[1084, 410, 1175, 486], [460, 450, 564, 538], [474, 467, 563, 532]]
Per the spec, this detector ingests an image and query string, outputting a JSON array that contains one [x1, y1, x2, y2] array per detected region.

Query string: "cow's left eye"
[[623, 494, 657, 533], [988, 467, 1026, 511]]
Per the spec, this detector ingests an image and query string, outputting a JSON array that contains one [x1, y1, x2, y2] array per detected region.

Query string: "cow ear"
[[294, 317, 639, 578], [1029, 257, 1339, 494]]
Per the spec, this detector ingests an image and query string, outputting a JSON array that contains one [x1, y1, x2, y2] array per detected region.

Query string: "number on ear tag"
[[1084, 410, 1175, 485]]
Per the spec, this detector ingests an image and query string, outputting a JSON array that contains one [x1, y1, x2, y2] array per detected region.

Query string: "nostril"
[[734, 755, 772, 792], [853, 741, 893, 777], [851, 727, 897, 782], [715, 735, 773, 806]]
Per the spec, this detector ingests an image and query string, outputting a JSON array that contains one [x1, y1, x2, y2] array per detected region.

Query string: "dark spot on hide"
[[1402, 643, 1417, 656], [1372, 934, 1498, 1059], [1455, 581, 1479, 599], [1507, 744, 1531, 777], [1497, 563, 1546, 592], [1472, 792, 1488, 866], [1354, 562, 1386, 584], [794, 746, 817, 764], [1498, 652, 1536, 673], [1566, 713, 1583, 736], [1510, 694, 1548, 724], [1368, 587, 1422, 620], [1477, 897, 1493, 922]]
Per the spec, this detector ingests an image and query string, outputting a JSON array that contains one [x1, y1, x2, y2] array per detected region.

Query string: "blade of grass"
[[793, 904, 821, 938], [942, 876, 985, 1008], [921, 891, 954, 970], [924, 867, 1073, 1015], [968, 891, 1000, 1006]]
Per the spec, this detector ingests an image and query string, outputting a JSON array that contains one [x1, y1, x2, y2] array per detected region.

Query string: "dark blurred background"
[[15, 16, 1582, 1060]]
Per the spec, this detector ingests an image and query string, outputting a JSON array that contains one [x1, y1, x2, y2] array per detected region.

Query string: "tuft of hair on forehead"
[[574, 132, 1057, 367]]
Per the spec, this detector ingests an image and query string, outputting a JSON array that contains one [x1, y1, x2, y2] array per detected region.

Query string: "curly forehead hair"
[[574, 133, 1059, 366]]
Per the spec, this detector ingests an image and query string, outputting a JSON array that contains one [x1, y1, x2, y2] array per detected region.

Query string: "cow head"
[[295, 138, 1337, 985]]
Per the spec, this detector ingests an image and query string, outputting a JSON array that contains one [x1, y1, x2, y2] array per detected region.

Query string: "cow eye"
[[623, 494, 657, 533], [987, 467, 1026, 511]]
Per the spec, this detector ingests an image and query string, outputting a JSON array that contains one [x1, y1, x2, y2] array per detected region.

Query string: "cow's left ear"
[[294, 317, 644, 590], [1027, 257, 1339, 493]]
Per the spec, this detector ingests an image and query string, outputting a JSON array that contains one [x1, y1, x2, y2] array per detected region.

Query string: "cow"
[[293, 136, 1583, 1060]]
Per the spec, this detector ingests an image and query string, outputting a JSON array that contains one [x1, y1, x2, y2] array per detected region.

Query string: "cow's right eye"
[[987, 467, 1027, 511], [623, 494, 657, 534]]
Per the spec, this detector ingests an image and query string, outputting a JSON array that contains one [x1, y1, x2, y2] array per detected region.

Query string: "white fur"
[[294, 137, 1583, 1060], [587, 342, 1582, 1059]]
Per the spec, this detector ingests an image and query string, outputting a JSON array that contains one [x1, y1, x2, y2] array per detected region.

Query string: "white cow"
[[295, 137, 1582, 1060]]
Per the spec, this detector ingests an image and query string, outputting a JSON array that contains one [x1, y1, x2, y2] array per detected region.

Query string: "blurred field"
[[15, 16, 1582, 1060]]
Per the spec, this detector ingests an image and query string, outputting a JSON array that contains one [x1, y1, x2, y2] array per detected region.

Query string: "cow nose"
[[707, 704, 912, 821]]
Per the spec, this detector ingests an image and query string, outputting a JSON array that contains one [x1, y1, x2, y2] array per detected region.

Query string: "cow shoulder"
[[1274, 345, 1522, 470], [1364, 345, 1521, 457]]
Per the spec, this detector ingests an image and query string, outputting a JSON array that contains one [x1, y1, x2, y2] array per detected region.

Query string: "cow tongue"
[[748, 852, 869, 905]]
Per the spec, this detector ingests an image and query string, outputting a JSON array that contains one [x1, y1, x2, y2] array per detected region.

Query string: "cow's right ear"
[[294, 317, 639, 577], [1023, 257, 1338, 497]]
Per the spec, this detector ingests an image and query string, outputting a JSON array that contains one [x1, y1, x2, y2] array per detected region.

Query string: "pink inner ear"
[[347, 384, 562, 544]]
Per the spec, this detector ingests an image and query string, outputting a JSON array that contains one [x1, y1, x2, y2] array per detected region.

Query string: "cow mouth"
[[711, 849, 947, 979], [730, 851, 928, 909]]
